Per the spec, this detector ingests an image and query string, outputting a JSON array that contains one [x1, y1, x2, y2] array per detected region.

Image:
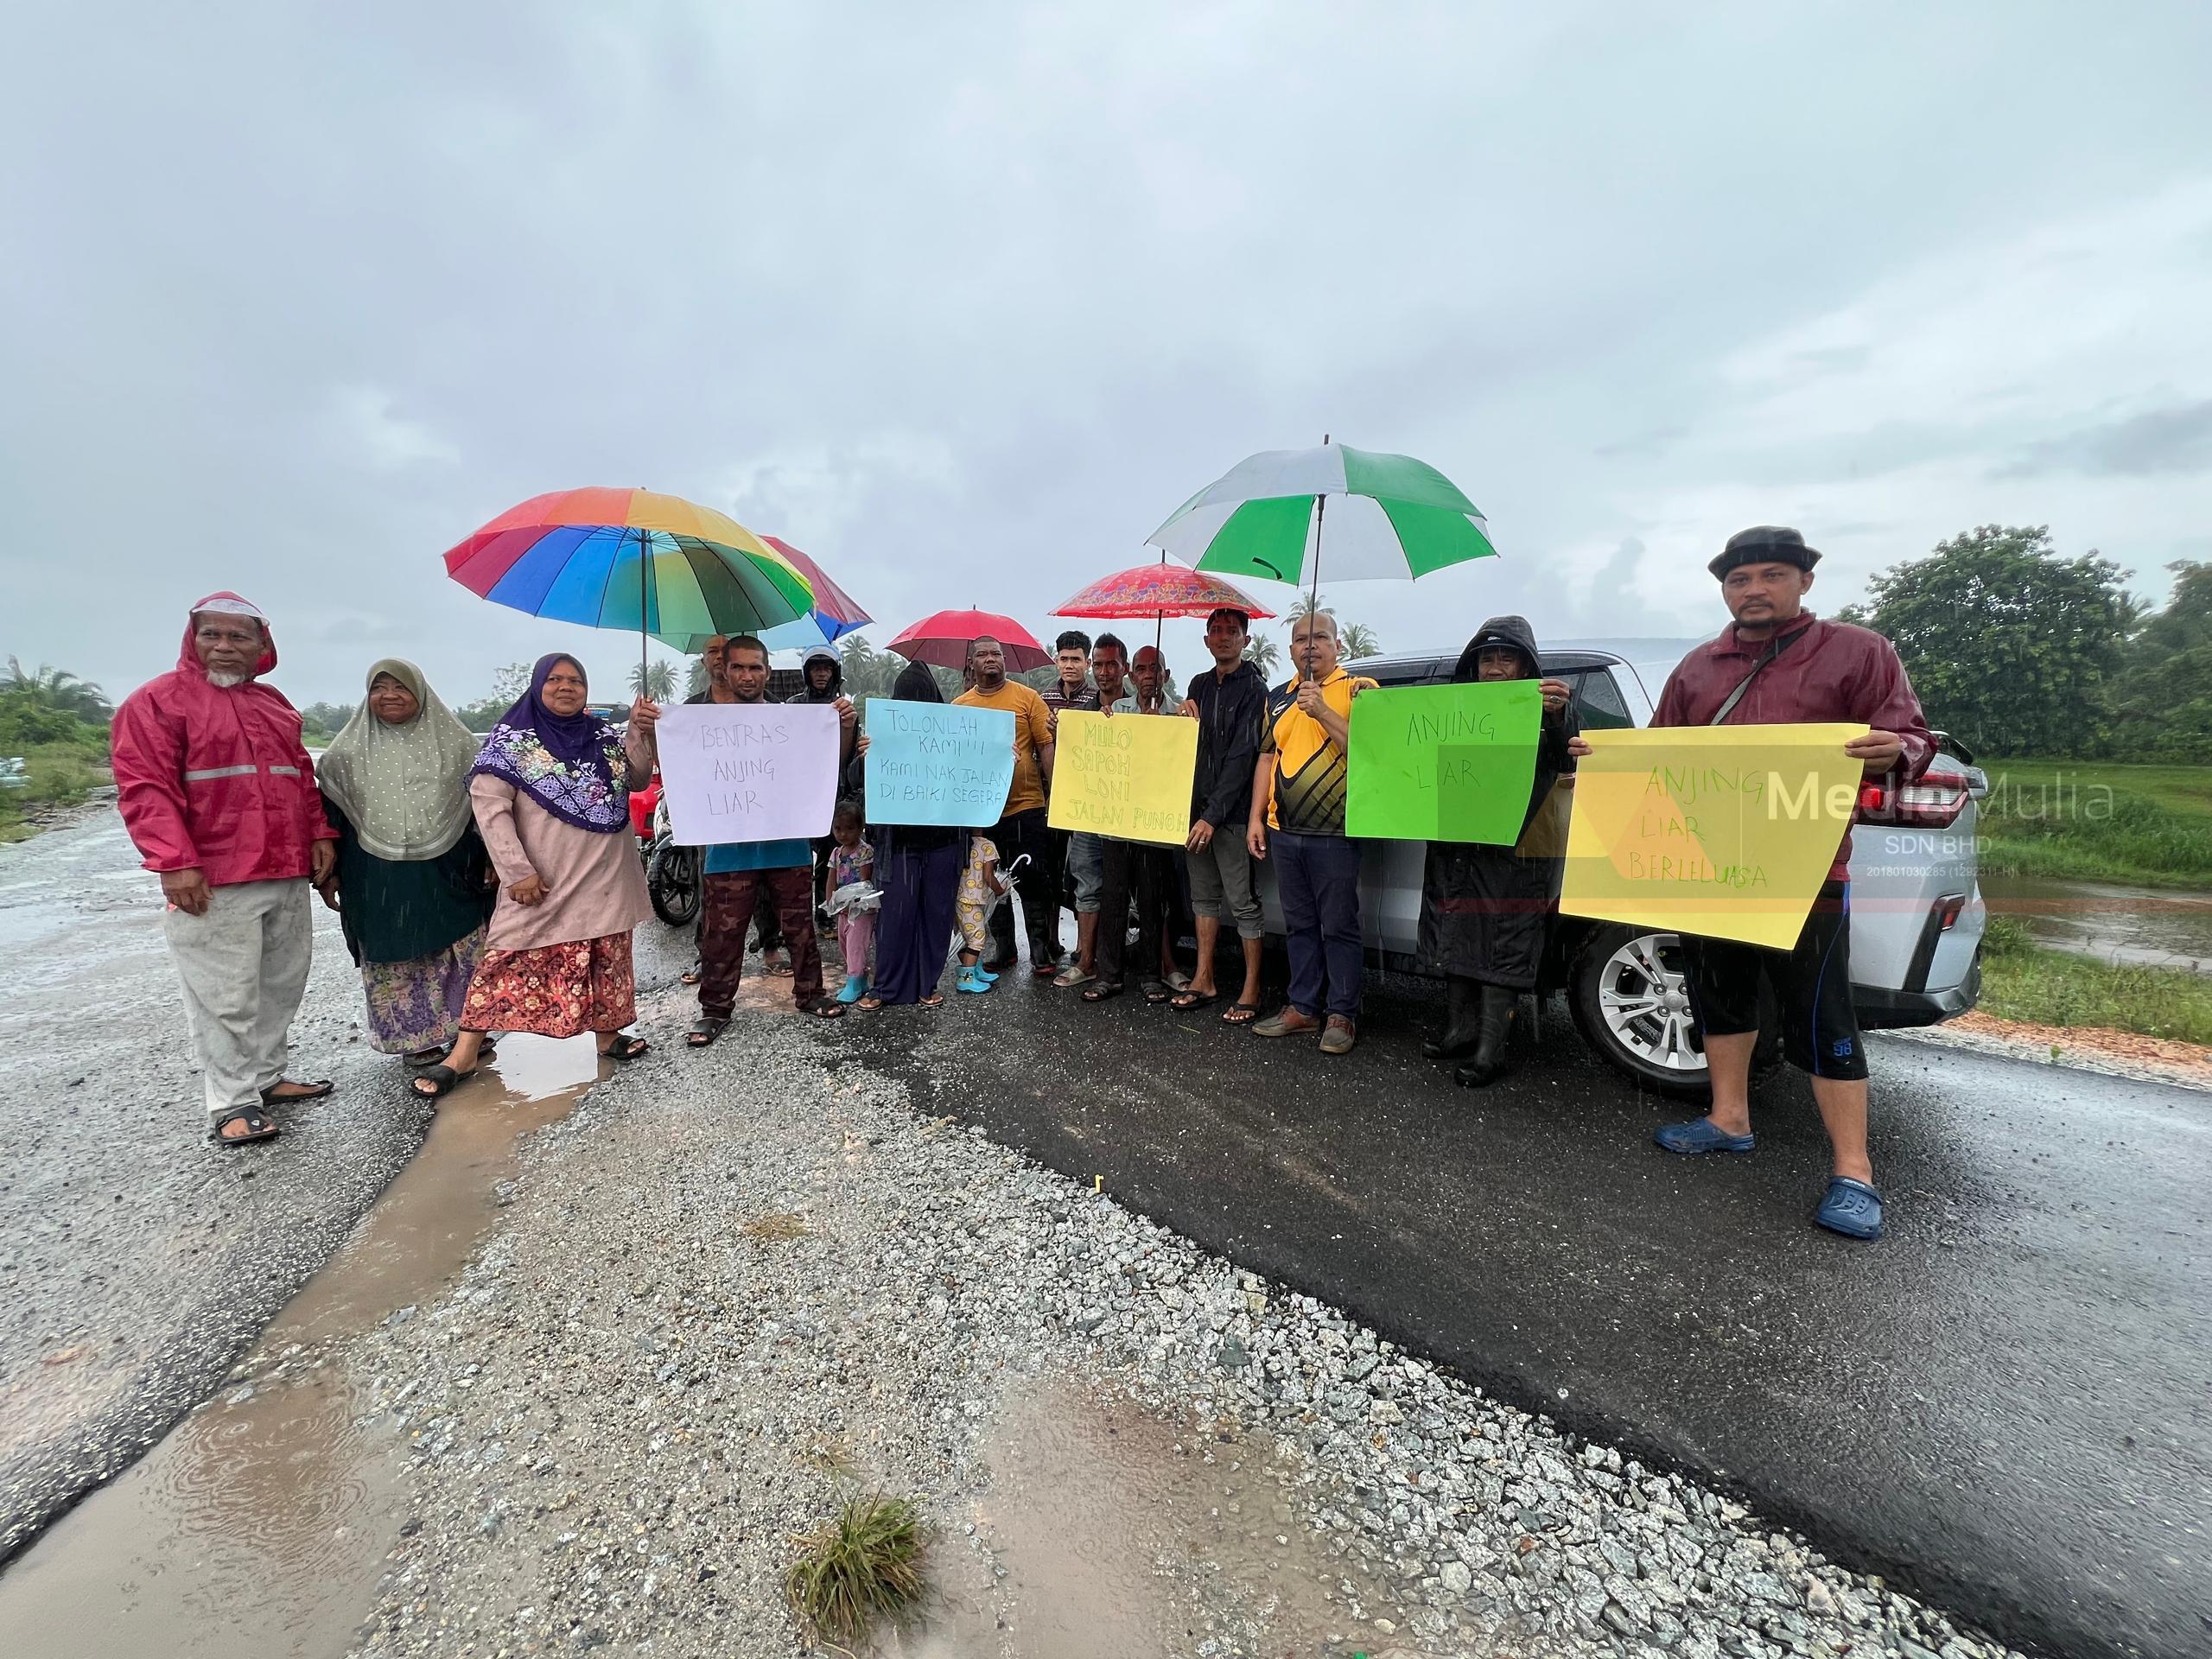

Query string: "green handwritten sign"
[[1345, 681, 1542, 844]]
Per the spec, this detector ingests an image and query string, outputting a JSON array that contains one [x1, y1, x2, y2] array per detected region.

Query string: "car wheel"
[[1569, 925, 1712, 1096], [1569, 925, 1781, 1097]]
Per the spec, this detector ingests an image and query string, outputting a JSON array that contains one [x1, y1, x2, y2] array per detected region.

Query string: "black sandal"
[[600, 1033, 650, 1061], [804, 999, 847, 1020], [1141, 980, 1172, 1004], [211, 1107, 280, 1147], [259, 1077, 334, 1104], [1081, 982, 1124, 1003], [1221, 1001, 1262, 1025], [687, 1017, 728, 1047], [1171, 988, 1218, 1012], [411, 1065, 474, 1100]]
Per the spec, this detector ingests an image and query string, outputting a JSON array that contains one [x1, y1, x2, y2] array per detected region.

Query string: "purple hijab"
[[467, 653, 631, 833]]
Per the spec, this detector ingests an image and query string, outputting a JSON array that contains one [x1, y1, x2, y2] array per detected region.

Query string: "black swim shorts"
[[1679, 880, 1867, 1081]]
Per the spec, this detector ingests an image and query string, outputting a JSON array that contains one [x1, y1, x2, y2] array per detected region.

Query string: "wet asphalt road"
[[839, 956, 2212, 1659]]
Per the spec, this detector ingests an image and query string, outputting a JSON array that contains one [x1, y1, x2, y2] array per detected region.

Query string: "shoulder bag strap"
[[1707, 625, 1805, 727]]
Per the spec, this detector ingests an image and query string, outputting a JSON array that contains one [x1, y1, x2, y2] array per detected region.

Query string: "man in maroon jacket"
[[1578, 527, 1935, 1241]]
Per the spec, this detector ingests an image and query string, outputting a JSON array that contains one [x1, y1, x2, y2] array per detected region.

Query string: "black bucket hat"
[[1709, 524, 1821, 580]]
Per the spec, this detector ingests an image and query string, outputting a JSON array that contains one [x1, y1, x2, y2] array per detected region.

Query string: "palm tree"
[[3, 658, 112, 722], [1339, 623, 1381, 660], [628, 658, 678, 701], [1243, 635, 1281, 677], [684, 656, 712, 699]]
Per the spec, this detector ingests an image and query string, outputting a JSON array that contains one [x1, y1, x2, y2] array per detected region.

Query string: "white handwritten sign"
[[655, 701, 841, 847], [862, 699, 1017, 827]]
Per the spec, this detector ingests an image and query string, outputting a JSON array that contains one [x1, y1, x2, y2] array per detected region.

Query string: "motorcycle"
[[632, 777, 701, 928]]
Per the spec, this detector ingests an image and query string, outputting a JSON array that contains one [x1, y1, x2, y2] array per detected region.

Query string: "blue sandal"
[[1653, 1118, 1756, 1155], [1816, 1176, 1885, 1240]]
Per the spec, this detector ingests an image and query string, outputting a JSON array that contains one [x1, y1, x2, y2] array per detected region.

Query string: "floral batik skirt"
[[360, 925, 488, 1054], [459, 931, 637, 1038]]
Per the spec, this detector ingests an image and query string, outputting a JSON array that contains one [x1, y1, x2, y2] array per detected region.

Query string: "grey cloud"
[[4, 3, 2211, 704], [1999, 400, 2212, 480]]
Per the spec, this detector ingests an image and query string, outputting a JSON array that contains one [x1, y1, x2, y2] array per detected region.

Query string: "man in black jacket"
[[1173, 607, 1268, 1022], [785, 645, 858, 930]]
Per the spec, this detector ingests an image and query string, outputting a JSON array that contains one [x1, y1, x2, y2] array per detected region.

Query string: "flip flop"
[[1220, 1001, 1262, 1025], [210, 1107, 280, 1147], [804, 999, 847, 1020], [687, 1016, 729, 1047], [600, 1034, 651, 1061], [259, 1078, 334, 1105], [766, 960, 796, 978], [1171, 988, 1218, 1012], [411, 1065, 474, 1100], [1141, 980, 1172, 1004], [680, 963, 702, 986]]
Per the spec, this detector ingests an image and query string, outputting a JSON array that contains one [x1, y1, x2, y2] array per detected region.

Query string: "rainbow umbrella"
[[1052, 561, 1274, 647], [651, 535, 873, 656], [442, 487, 814, 688]]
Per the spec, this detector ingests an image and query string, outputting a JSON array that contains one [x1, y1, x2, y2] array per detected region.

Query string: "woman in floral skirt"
[[413, 654, 659, 1100], [316, 659, 496, 1065]]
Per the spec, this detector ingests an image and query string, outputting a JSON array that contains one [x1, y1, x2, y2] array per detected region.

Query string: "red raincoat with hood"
[[111, 594, 337, 887]]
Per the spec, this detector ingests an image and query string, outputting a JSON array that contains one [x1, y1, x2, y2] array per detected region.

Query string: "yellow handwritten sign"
[[1560, 724, 1868, 949], [1047, 709, 1198, 846]]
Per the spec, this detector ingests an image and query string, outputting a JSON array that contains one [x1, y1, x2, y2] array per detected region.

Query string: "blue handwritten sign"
[[863, 699, 1016, 827]]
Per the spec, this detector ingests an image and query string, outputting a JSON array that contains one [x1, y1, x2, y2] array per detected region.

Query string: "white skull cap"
[[192, 594, 267, 620]]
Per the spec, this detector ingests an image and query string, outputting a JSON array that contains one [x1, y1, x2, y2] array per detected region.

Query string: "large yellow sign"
[[1047, 709, 1198, 846], [1560, 724, 1868, 949]]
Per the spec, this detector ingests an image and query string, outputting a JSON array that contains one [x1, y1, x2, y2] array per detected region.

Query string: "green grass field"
[[1977, 914, 2212, 1045], [1974, 757, 2212, 889]]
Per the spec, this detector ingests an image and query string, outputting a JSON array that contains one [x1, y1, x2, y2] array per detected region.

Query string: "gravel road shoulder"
[[350, 992, 2026, 1659], [0, 813, 432, 1562]]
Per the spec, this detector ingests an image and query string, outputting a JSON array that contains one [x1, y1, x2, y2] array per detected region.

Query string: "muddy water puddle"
[[0, 1034, 600, 1659], [892, 1385, 1416, 1659]]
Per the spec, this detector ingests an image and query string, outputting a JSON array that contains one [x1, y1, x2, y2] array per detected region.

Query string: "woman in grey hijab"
[[315, 659, 496, 1065]]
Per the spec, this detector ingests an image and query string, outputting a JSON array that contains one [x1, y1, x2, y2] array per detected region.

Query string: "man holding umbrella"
[[955, 635, 1060, 974], [1246, 610, 1376, 1054]]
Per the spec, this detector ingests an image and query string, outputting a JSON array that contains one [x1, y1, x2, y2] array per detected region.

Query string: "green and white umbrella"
[[1147, 440, 1497, 590]]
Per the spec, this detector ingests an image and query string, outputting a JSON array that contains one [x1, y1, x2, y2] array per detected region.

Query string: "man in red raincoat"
[[111, 594, 340, 1146]]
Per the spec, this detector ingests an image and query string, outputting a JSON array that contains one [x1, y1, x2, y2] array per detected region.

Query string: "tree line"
[[1836, 525, 2211, 761]]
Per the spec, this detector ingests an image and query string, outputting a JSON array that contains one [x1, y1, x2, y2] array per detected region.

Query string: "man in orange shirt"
[[954, 636, 1060, 974]]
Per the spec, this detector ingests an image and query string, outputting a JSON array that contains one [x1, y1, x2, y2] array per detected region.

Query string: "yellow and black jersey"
[[1262, 668, 1376, 835]]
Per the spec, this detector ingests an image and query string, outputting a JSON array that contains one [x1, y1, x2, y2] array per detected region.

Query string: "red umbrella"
[[886, 608, 1050, 672], [1052, 563, 1275, 625]]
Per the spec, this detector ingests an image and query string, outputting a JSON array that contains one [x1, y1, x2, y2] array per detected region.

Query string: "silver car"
[[1258, 648, 1987, 1096]]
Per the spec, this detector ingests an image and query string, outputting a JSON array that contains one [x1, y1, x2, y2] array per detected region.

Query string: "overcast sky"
[[6, 2, 2210, 709]]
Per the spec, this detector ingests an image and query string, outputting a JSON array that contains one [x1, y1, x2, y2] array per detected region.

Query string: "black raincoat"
[[1416, 615, 1580, 990]]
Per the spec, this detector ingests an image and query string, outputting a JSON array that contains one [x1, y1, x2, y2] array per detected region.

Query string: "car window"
[[1363, 658, 1444, 688], [1569, 671, 1633, 729]]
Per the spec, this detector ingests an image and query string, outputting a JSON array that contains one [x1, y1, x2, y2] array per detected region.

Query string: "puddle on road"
[[888, 1384, 1413, 1659], [0, 1034, 600, 1659]]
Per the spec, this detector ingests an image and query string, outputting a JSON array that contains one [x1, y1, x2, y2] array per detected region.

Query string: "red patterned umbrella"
[[1052, 562, 1275, 623], [886, 608, 1050, 672]]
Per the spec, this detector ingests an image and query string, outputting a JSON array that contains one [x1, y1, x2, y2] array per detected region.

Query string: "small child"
[[825, 802, 876, 1004], [954, 834, 1007, 995]]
